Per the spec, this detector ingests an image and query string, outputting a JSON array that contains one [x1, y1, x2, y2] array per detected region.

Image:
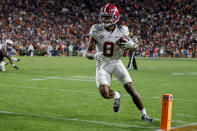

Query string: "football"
[[118, 35, 131, 48]]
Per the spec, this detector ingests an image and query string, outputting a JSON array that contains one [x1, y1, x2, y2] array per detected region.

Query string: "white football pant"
[[0, 61, 6, 72], [96, 60, 132, 88]]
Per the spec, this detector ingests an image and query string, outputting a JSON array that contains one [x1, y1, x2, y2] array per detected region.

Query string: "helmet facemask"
[[7, 43, 13, 50], [5, 40, 14, 50], [100, 14, 115, 27]]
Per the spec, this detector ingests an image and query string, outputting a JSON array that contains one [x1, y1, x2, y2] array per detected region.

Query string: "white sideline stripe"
[[176, 114, 197, 118], [155, 122, 197, 131], [0, 110, 156, 129]]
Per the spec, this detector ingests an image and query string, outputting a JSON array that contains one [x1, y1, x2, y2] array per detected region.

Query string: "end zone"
[[170, 123, 197, 131]]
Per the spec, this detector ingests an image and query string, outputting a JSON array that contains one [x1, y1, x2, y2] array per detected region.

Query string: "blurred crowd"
[[0, 0, 196, 57]]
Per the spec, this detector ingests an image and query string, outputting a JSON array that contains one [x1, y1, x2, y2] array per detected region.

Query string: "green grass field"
[[0, 56, 197, 131]]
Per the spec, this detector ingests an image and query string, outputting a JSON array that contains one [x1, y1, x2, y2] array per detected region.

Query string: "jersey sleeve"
[[89, 25, 97, 39], [122, 25, 130, 36]]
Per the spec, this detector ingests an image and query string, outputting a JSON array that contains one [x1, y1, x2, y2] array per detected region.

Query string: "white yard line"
[[0, 110, 156, 129], [29, 77, 95, 82], [154, 118, 188, 124], [0, 83, 97, 95], [29, 76, 117, 82], [72, 76, 117, 81], [30, 79, 46, 81], [72, 76, 95, 79], [171, 72, 197, 76], [0, 83, 194, 102], [45, 76, 95, 82], [175, 114, 197, 118]]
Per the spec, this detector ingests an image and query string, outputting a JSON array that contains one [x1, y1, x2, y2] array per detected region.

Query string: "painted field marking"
[[152, 96, 193, 102], [175, 114, 197, 118], [170, 122, 197, 130], [0, 83, 97, 95], [29, 76, 117, 82], [0, 83, 194, 102], [72, 76, 95, 80], [155, 122, 197, 131], [0, 110, 157, 129], [0, 84, 195, 125], [44, 76, 95, 82], [171, 72, 197, 76], [30, 79, 46, 81], [188, 72, 197, 75], [171, 73, 185, 76], [29, 77, 95, 82], [154, 118, 188, 124], [73, 76, 117, 81]]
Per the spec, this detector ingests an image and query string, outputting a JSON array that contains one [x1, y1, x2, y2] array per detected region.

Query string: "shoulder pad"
[[90, 24, 104, 32], [89, 24, 104, 38]]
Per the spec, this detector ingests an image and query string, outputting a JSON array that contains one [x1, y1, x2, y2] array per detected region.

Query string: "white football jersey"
[[89, 24, 129, 61]]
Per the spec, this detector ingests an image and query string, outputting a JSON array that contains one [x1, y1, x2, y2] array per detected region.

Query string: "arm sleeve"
[[89, 25, 96, 39]]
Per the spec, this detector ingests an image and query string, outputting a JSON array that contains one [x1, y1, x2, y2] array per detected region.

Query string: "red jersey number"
[[103, 42, 114, 57]]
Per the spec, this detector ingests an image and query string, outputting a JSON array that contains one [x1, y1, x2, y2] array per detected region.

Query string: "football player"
[[86, 3, 153, 122], [0, 40, 19, 72], [4, 40, 20, 62]]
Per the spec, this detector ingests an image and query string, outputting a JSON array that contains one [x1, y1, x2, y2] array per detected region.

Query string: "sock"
[[140, 108, 147, 116], [114, 91, 120, 99]]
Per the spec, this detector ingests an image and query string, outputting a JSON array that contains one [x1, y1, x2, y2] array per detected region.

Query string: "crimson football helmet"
[[100, 3, 120, 27]]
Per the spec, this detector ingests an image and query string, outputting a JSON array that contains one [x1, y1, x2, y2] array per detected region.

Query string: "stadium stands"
[[0, 0, 196, 57]]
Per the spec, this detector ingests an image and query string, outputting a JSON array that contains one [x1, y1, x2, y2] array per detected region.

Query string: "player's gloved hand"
[[12, 64, 19, 70], [16, 59, 20, 62], [119, 36, 138, 49], [131, 36, 138, 44]]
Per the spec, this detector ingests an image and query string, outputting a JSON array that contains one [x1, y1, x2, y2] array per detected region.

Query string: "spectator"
[[47, 44, 53, 56], [0, 0, 196, 57], [69, 43, 73, 56], [184, 48, 188, 58]]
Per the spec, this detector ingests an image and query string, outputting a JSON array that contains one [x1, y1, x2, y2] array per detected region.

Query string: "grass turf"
[[0, 56, 197, 131]]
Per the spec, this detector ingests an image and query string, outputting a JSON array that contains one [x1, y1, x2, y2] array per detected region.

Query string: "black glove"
[[12, 64, 19, 70], [17, 59, 20, 62]]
